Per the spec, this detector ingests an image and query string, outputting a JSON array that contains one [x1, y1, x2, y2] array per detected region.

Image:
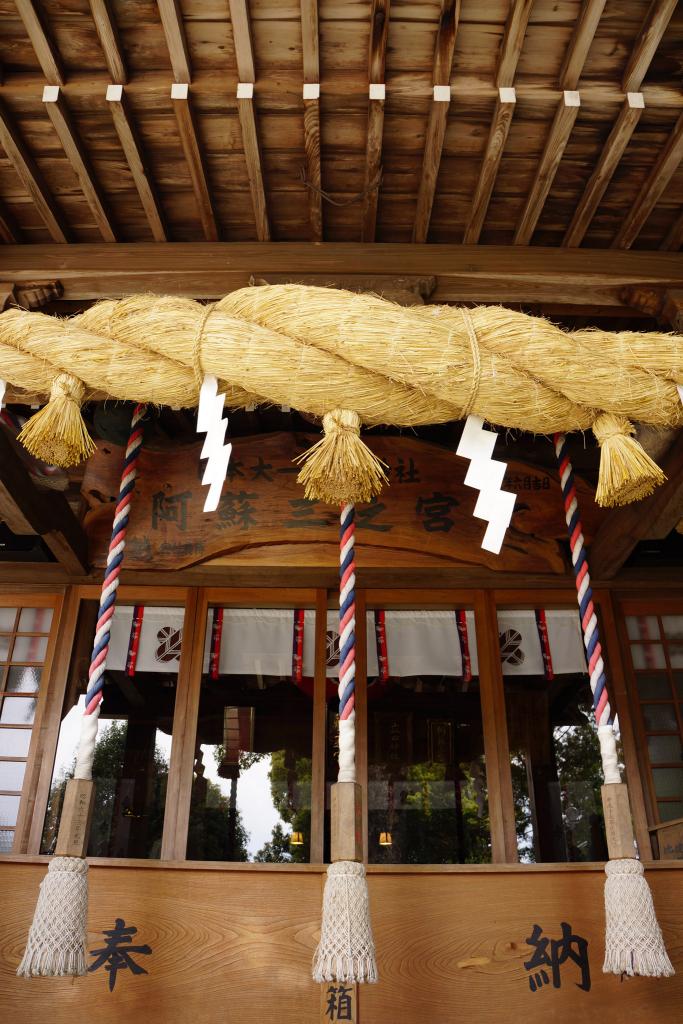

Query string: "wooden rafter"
[[622, 0, 678, 93], [88, 0, 127, 85], [563, 93, 644, 248], [43, 86, 116, 242], [14, 0, 64, 86], [413, 0, 460, 243], [612, 111, 683, 250], [0, 98, 69, 243], [661, 209, 683, 251], [106, 86, 167, 241], [171, 84, 219, 242], [361, 0, 390, 242], [157, 0, 192, 84], [514, 92, 580, 245], [463, 88, 515, 244], [300, 0, 322, 242], [559, 0, 607, 90], [3, 243, 681, 307], [0, 427, 88, 575], [228, 0, 270, 242], [496, 0, 534, 88], [0, 200, 20, 243]]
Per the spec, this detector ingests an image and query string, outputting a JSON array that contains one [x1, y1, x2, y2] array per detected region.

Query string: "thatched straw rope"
[[0, 285, 681, 503]]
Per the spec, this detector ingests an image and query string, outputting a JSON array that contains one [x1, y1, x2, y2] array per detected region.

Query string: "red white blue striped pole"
[[338, 502, 356, 783]]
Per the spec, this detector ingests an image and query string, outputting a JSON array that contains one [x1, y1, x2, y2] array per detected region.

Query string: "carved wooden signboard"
[[82, 433, 602, 573]]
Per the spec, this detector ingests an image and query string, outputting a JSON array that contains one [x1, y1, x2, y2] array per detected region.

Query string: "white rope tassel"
[[17, 858, 88, 978], [598, 724, 621, 785], [74, 705, 100, 780], [312, 862, 377, 984], [604, 860, 674, 977]]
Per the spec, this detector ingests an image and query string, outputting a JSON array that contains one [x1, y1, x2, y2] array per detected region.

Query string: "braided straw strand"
[[337, 502, 356, 784]]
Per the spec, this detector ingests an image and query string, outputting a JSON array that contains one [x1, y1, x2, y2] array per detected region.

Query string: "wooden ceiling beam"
[[661, 209, 683, 251], [1, 243, 681, 306], [170, 84, 219, 242], [612, 111, 683, 250], [413, 0, 460, 243], [563, 93, 644, 248], [590, 430, 683, 579], [301, 0, 322, 241], [14, 0, 64, 86], [0, 98, 69, 242], [43, 86, 116, 242], [361, 0, 390, 242], [0, 427, 88, 575], [88, 0, 127, 85], [157, 0, 192, 84], [496, 0, 534, 88], [463, 87, 516, 244], [559, 0, 607, 90], [228, 1, 270, 242], [514, 91, 580, 245], [106, 85, 167, 241], [622, 0, 678, 93], [0, 200, 20, 243]]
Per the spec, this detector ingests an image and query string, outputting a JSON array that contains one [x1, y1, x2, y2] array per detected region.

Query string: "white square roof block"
[[563, 90, 581, 107], [627, 91, 645, 108], [369, 83, 385, 100], [498, 86, 516, 103], [171, 83, 189, 100], [42, 85, 60, 102], [433, 84, 451, 102], [106, 84, 123, 102], [303, 83, 320, 100], [236, 82, 254, 99]]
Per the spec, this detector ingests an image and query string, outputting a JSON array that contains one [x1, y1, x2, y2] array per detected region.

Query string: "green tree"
[[254, 822, 293, 862]]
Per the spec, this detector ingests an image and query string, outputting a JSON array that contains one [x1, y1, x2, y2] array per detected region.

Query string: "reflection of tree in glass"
[[553, 704, 604, 862], [253, 750, 312, 863]]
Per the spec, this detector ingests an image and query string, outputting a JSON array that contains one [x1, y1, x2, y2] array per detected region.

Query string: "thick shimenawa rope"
[[338, 502, 356, 784], [554, 432, 674, 978]]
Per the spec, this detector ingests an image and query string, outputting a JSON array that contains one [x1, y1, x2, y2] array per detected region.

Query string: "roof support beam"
[[158, 0, 192, 83], [301, 0, 322, 241], [661, 209, 683, 251], [413, 0, 460, 243], [612, 111, 683, 249], [0, 427, 88, 575], [106, 85, 167, 241], [0, 200, 20, 243], [0, 98, 69, 242], [228, 0, 270, 241], [88, 0, 127, 85], [361, 0, 390, 242], [170, 84, 219, 241], [14, 0, 64, 86], [496, 0, 534, 88], [559, 0, 607, 90], [43, 86, 116, 242], [563, 93, 644, 248], [463, 87, 516, 244], [622, 0, 678, 92], [514, 91, 580, 244]]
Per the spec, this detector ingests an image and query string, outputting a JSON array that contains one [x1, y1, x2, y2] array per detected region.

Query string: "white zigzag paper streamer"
[[456, 415, 516, 555], [197, 375, 232, 513], [0, 379, 5, 410]]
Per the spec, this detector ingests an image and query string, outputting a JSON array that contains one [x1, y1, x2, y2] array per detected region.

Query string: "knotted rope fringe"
[[18, 405, 146, 979], [313, 504, 377, 984], [592, 413, 667, 508], [555, 433, 673, 978], [295, 409, 388, 506]]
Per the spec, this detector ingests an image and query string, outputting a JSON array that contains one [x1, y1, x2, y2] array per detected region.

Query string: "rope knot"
[[18, 371, 94, 467]]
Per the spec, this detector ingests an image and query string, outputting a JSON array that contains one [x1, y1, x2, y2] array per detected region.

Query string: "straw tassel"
[[296, 409, 387, 506], [592, 412, 666, 507], [18, 372, 95, 467]]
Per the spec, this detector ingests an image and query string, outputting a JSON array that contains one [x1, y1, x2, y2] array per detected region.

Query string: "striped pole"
[[338, 502, 356, 782], [554, 432, 615, 731], [84, 405, 146, 716]]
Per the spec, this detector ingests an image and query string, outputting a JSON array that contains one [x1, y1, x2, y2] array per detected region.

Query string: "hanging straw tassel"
[[592, 412, 666, 507], [295, 409, 387, 506], [555, 433, 673, 978], [18, 372, 95, 467], [17, 405, 146, 978], [312, 503, 377, 984]]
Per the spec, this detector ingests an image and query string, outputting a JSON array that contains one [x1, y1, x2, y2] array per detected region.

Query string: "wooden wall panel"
[[0, 860, 682, 1022]]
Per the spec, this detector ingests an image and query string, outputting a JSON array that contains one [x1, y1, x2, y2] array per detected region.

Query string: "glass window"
[[0, 609, 17, 632], [18, 607, 53, 633], [42, 602, 181, 859], [361, 609, 490, 865], [652, 767, 683, 800], [647, 735, 683, 764], [642, 704, 678, 732], [500, 609, 608, 863], [187, 608, 313, 863], [636, 674, 671, 700], [11, 636, 48, 663]]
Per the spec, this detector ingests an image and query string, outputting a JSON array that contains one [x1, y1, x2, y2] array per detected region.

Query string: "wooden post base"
[[601, 782, 637, 860], [55, 778, 95, 857], [331, 782, 363, 863]]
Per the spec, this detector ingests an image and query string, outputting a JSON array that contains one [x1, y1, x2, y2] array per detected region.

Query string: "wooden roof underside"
[[0, 0, 682, 249]]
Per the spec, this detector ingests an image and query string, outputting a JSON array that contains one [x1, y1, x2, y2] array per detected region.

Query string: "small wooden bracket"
[[55, 778, 95, 857], [601, 782, 637, 860], [331, 782, 363, 863]]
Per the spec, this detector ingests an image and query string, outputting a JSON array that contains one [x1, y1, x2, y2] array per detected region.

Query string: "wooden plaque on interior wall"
[[82, 432, 602, 573]]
